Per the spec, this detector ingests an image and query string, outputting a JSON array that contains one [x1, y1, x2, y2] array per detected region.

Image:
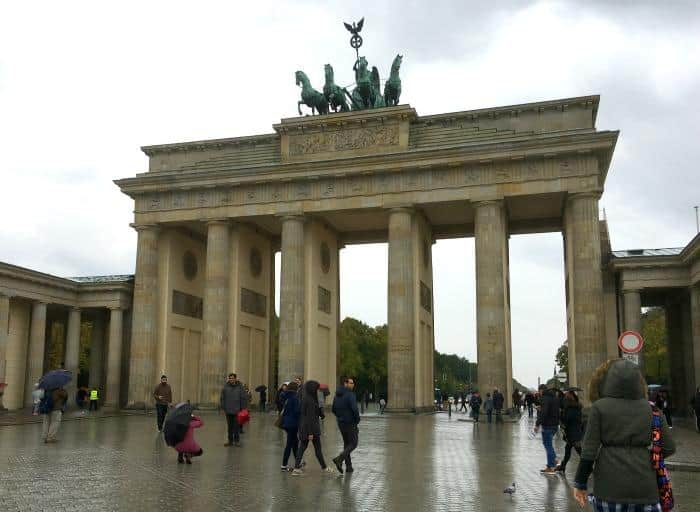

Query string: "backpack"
[[38, 390, 54, 414]]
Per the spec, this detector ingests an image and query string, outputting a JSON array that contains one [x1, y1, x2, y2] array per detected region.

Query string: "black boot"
[[178, 453, 184, 464], [332, 456, 344, 474]]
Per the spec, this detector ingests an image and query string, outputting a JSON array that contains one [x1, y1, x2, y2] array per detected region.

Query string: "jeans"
[[495, 409, 503, 422], [527, 404, 534, 417], [295, 436, 326, 469], [259, 401, 266, 413], [42, 410, 63, 440], [337, 424, 359, 468], [156, 403, 168, 430], [226, 413, 240, 443], [486, 410, 493, 423], [472, 406, 480, 422], [89, 400, 98, 411], [282, 427, 298, 466], [541, 427, 558, 468]]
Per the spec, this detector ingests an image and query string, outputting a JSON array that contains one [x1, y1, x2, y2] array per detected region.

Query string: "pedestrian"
[[379, 396, 386, 414], [512, 388, 521, 413], [175, 414, 204, 464], [76, 386, 88, 411], [153, 375, 172, 432], [241, 384, 252, 433], [89, 387, 99, 411], [493, 388, 505, 422], [525, 392, 535, 417], [573, 359, 676, 510], [655, 390, 673, 428], [220, 373, 247, 447], [31, 382, 43, 416], [360, 390, 365, 414], [469, 391, 482, 422], [39, 386, 68, 443], [276, 383, 288, 414], [258, 386, 267, 413], [534, 383, 560, 475], [484, 392, 494, 423], [459, 392, 468, 413], [331, 377, 361, 474], [292, 380, 334, 475], [280, 382, 301, 471], [691, 386, 700, 432], [556, 390, 583, 473], [364, 389, 370, 412]]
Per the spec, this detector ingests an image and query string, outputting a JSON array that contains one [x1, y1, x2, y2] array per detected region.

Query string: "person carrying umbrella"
[[164, 402, 204, 464], [37, 369, 72, 443]]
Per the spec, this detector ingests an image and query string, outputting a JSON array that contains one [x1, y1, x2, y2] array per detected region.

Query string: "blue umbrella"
[[38, 369, 72, 390]]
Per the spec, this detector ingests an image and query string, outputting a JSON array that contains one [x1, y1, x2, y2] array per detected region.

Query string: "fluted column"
[[89, 311, 106, 390], [24, 301, 47, 407], [64, 307, 82, 402], [387, 207, 415, 410], [104, 307, 124, 408], [565, 193, 605, 394], [200, 220, 230, 407], [623, 289, 644, 370], [0, 294, 9, 410], [691, 284, 700, 388], [127, 225, 159, 408], [279, 215, 305, 382], [665, 297, 688, 409], [474, 200, 512, 403]]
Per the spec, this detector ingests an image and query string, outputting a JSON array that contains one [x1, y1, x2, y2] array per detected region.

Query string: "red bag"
[[236, 408, 250, 426]]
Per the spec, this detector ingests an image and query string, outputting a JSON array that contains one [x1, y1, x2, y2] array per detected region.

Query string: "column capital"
[[472, 199, 504, 208], [108, 305, 124, 312], [277, 212, 306, 223], [567, 191, 602, 202], [33, 300, 48, 306], [386, 205, 415, 215], [130, 223, 160, 233], [622, 288, 642, 295], [204, 218, 231, 227]]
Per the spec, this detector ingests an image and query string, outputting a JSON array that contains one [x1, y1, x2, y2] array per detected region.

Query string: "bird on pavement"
[[503, 482, 516, 497]]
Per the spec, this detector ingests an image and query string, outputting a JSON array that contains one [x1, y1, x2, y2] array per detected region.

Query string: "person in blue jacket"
[[280, 381, 301, 471], [331, 376, 361, 474]]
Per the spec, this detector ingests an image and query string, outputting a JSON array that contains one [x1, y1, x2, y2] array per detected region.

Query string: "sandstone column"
[[691, 284, 700, 388], [24, 301, 47, 407], [474, 200, 512, 403], [64, 307, 82, 403], [279, 215, 305, 382], [665, 297, 688, 409], [200, 220, 230, 407], [565, 193, 606, 394], [89, 311, 106, 390], [623, 289, 644, 370], [0, 293, 9, 410], [127, 225, 159, 408], [104, 307, 124, 408], [387, 207, 415, 410]]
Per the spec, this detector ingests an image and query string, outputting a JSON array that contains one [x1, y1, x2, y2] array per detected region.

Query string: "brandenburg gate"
[[115, 96, 618, 411]]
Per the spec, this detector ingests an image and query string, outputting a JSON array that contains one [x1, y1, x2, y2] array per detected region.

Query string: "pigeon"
[[503, 482, 516, 497]]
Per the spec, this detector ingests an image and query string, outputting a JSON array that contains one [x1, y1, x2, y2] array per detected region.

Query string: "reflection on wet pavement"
[[1, 411, 698, 511]]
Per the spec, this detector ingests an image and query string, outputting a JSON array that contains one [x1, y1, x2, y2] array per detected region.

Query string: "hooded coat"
[[574, 359, 675, 505], [298, 380, 324, 439], [332, 385, 360, 426]]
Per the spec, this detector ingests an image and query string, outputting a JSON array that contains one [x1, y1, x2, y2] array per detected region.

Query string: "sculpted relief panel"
[[135, 154, 598, 214], [288, 124, 400, 156]]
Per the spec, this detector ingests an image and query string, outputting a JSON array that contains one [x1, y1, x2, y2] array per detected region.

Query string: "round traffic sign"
[[618, 331, 644, 353]]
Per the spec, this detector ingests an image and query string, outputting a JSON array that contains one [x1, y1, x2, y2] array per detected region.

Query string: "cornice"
[[141, 133, 279, 157], [115, 130, 618, 197]]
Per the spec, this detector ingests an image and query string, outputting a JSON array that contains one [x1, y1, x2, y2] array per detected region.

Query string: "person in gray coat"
[[573, 359, 675, 509], [219, 373, 248, 447]]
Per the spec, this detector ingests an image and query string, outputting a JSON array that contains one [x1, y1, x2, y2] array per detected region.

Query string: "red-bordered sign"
[[618, 331, 644, 353]]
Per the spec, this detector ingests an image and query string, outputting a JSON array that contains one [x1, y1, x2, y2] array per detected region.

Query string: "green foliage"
[[434, 352, 477, 395], [338, 317, 387, 397], [641, 307, 669, 383], [555, 342, 568, 376]]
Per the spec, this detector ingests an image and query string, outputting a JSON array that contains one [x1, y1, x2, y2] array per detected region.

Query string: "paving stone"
[[0, 411, 698, 511]]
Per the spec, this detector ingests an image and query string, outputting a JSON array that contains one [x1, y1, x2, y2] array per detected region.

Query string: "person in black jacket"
[[556, 390, 583, 473], [534, 384, 560, 474], [292, 380, 334, 475], [492, 389, 505, 422], [331, 377, 361, 474], [692, 386, 700, 432]]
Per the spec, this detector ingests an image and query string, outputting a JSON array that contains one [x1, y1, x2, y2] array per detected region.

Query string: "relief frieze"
[[288, 124, 400, 156]]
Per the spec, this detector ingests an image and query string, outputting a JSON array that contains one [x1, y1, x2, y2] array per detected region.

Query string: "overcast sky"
[[2, 1, 699, 388]]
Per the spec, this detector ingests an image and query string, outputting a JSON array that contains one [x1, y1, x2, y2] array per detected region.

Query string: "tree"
[[641, 307, 668, 383], [555, 341, 568, 376]]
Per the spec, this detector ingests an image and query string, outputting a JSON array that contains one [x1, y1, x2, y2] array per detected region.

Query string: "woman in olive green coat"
[[573, 359, 675, 509]]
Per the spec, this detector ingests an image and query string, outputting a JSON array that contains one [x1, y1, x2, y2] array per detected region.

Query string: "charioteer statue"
[[296, 17, 403, 116]]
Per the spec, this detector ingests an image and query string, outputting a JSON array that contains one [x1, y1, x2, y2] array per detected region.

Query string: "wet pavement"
[[1, 409, 699, 511]]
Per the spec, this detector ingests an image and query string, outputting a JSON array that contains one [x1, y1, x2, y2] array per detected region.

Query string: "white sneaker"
[[323, 467, 336, 475], [291, 469, 304, 476], [281, 465, 289, 471]]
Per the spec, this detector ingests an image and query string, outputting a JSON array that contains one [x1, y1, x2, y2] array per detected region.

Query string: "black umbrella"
[[563, 387, 583, 393], [163, 402, 193, 447], [38, 369, 72, 390], [255, 385, 267, 393]]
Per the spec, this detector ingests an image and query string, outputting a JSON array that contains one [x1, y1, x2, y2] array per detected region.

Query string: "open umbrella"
[[319, 383, 331, 397], [563, 387, 583, 393], [38, 369, 72, 390], [255, 385, 267, 393], [163, 402, 194, 447]]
